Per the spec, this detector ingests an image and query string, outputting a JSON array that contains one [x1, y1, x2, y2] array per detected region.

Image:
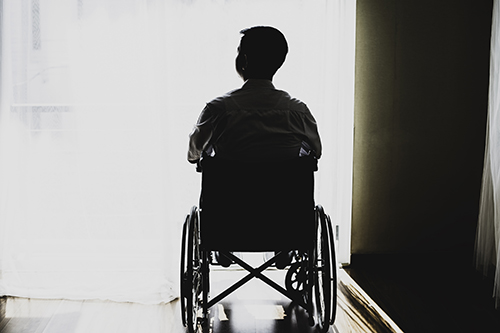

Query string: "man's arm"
[[187, 105, 215, 163], [303, 110, 322, 159]]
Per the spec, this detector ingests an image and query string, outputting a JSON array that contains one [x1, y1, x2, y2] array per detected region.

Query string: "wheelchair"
[[180, 155, 337, 333]]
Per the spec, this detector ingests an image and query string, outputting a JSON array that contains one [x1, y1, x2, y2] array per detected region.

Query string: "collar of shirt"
[[241, 79, 275, 90]]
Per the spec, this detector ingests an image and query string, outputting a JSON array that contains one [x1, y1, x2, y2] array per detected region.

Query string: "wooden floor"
[[2, 252, 499, 332], [207, 265, 401, 333], [343, 253, 500, 333], [0, 254, 402, 333]]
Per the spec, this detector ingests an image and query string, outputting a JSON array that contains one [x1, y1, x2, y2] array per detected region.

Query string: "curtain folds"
[[475, 0, 500, 308], [0, 0, 356, 304]]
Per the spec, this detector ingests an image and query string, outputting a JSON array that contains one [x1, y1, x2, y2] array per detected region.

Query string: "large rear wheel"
[[325, 214, 337, 325], [314, 205, 333, 333], [181, 206, 202, 333], [180, 215, 188, 327]]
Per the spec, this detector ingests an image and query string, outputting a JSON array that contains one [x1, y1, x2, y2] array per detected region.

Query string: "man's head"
[[236, 26, 288, 81]]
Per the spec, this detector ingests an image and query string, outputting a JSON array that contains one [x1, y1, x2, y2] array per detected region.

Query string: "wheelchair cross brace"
[[202, 250, 310, 314]]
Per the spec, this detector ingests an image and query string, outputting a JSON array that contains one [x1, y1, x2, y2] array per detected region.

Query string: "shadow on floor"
[[343, 252, 500, 333]]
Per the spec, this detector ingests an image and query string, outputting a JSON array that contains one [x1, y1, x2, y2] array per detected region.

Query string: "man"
[[187, 26, 322, 268], [188, 26, 321, 164]]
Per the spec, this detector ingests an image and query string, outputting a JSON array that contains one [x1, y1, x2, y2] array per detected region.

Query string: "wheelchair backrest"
[[199, 156, 317, 251]]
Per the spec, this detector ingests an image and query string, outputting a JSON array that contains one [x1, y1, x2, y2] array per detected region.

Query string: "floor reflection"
[[0, 263, 402, 333]]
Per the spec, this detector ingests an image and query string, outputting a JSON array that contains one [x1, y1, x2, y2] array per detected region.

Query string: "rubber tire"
[[180, 215, 189, 327], [325, 214, 337, 325], [314, 206, 332, 333], [184, 207, 202, 333]]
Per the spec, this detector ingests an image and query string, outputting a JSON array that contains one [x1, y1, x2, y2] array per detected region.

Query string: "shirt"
[[187, 79, 322, 163]]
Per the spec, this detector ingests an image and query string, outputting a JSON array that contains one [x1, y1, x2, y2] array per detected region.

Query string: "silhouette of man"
[[188, 26, 322, 164], [187, 26, 322, 268]]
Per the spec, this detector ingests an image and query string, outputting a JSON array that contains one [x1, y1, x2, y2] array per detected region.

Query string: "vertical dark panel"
[[352, 0, 493, 254]]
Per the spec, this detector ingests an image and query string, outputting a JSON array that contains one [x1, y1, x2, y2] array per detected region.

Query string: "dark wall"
[[352, 0, 493, 254]]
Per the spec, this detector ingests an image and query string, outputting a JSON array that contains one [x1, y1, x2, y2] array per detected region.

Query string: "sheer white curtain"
[[476, 0, 500, 308], [0, 0, 356, 304]]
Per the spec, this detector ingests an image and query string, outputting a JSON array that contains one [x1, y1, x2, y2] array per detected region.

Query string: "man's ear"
[[243, 54, 248, 69], [236, 52, 246, 69], [239, 53, 248, 71]]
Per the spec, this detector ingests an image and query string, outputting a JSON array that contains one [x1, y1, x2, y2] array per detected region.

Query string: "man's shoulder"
[[280, 92, 310, 113], [206, 88, 240, 106], [206, 86, 310, 114]]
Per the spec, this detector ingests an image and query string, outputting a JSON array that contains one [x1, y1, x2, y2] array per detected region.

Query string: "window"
[[0, 0, 356, 302]]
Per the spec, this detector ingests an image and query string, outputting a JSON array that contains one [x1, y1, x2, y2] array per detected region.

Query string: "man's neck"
[[243, 75, 273, 81]]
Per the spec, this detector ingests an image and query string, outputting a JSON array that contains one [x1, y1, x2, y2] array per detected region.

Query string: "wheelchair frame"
[[180, 157, 337, 333]]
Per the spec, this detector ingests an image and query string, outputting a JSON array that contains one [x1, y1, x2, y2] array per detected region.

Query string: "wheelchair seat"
[[199, 155, 318, 251]]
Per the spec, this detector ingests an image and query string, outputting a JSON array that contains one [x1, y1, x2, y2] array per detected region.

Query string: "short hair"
[[239, 26, 288, 76]]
